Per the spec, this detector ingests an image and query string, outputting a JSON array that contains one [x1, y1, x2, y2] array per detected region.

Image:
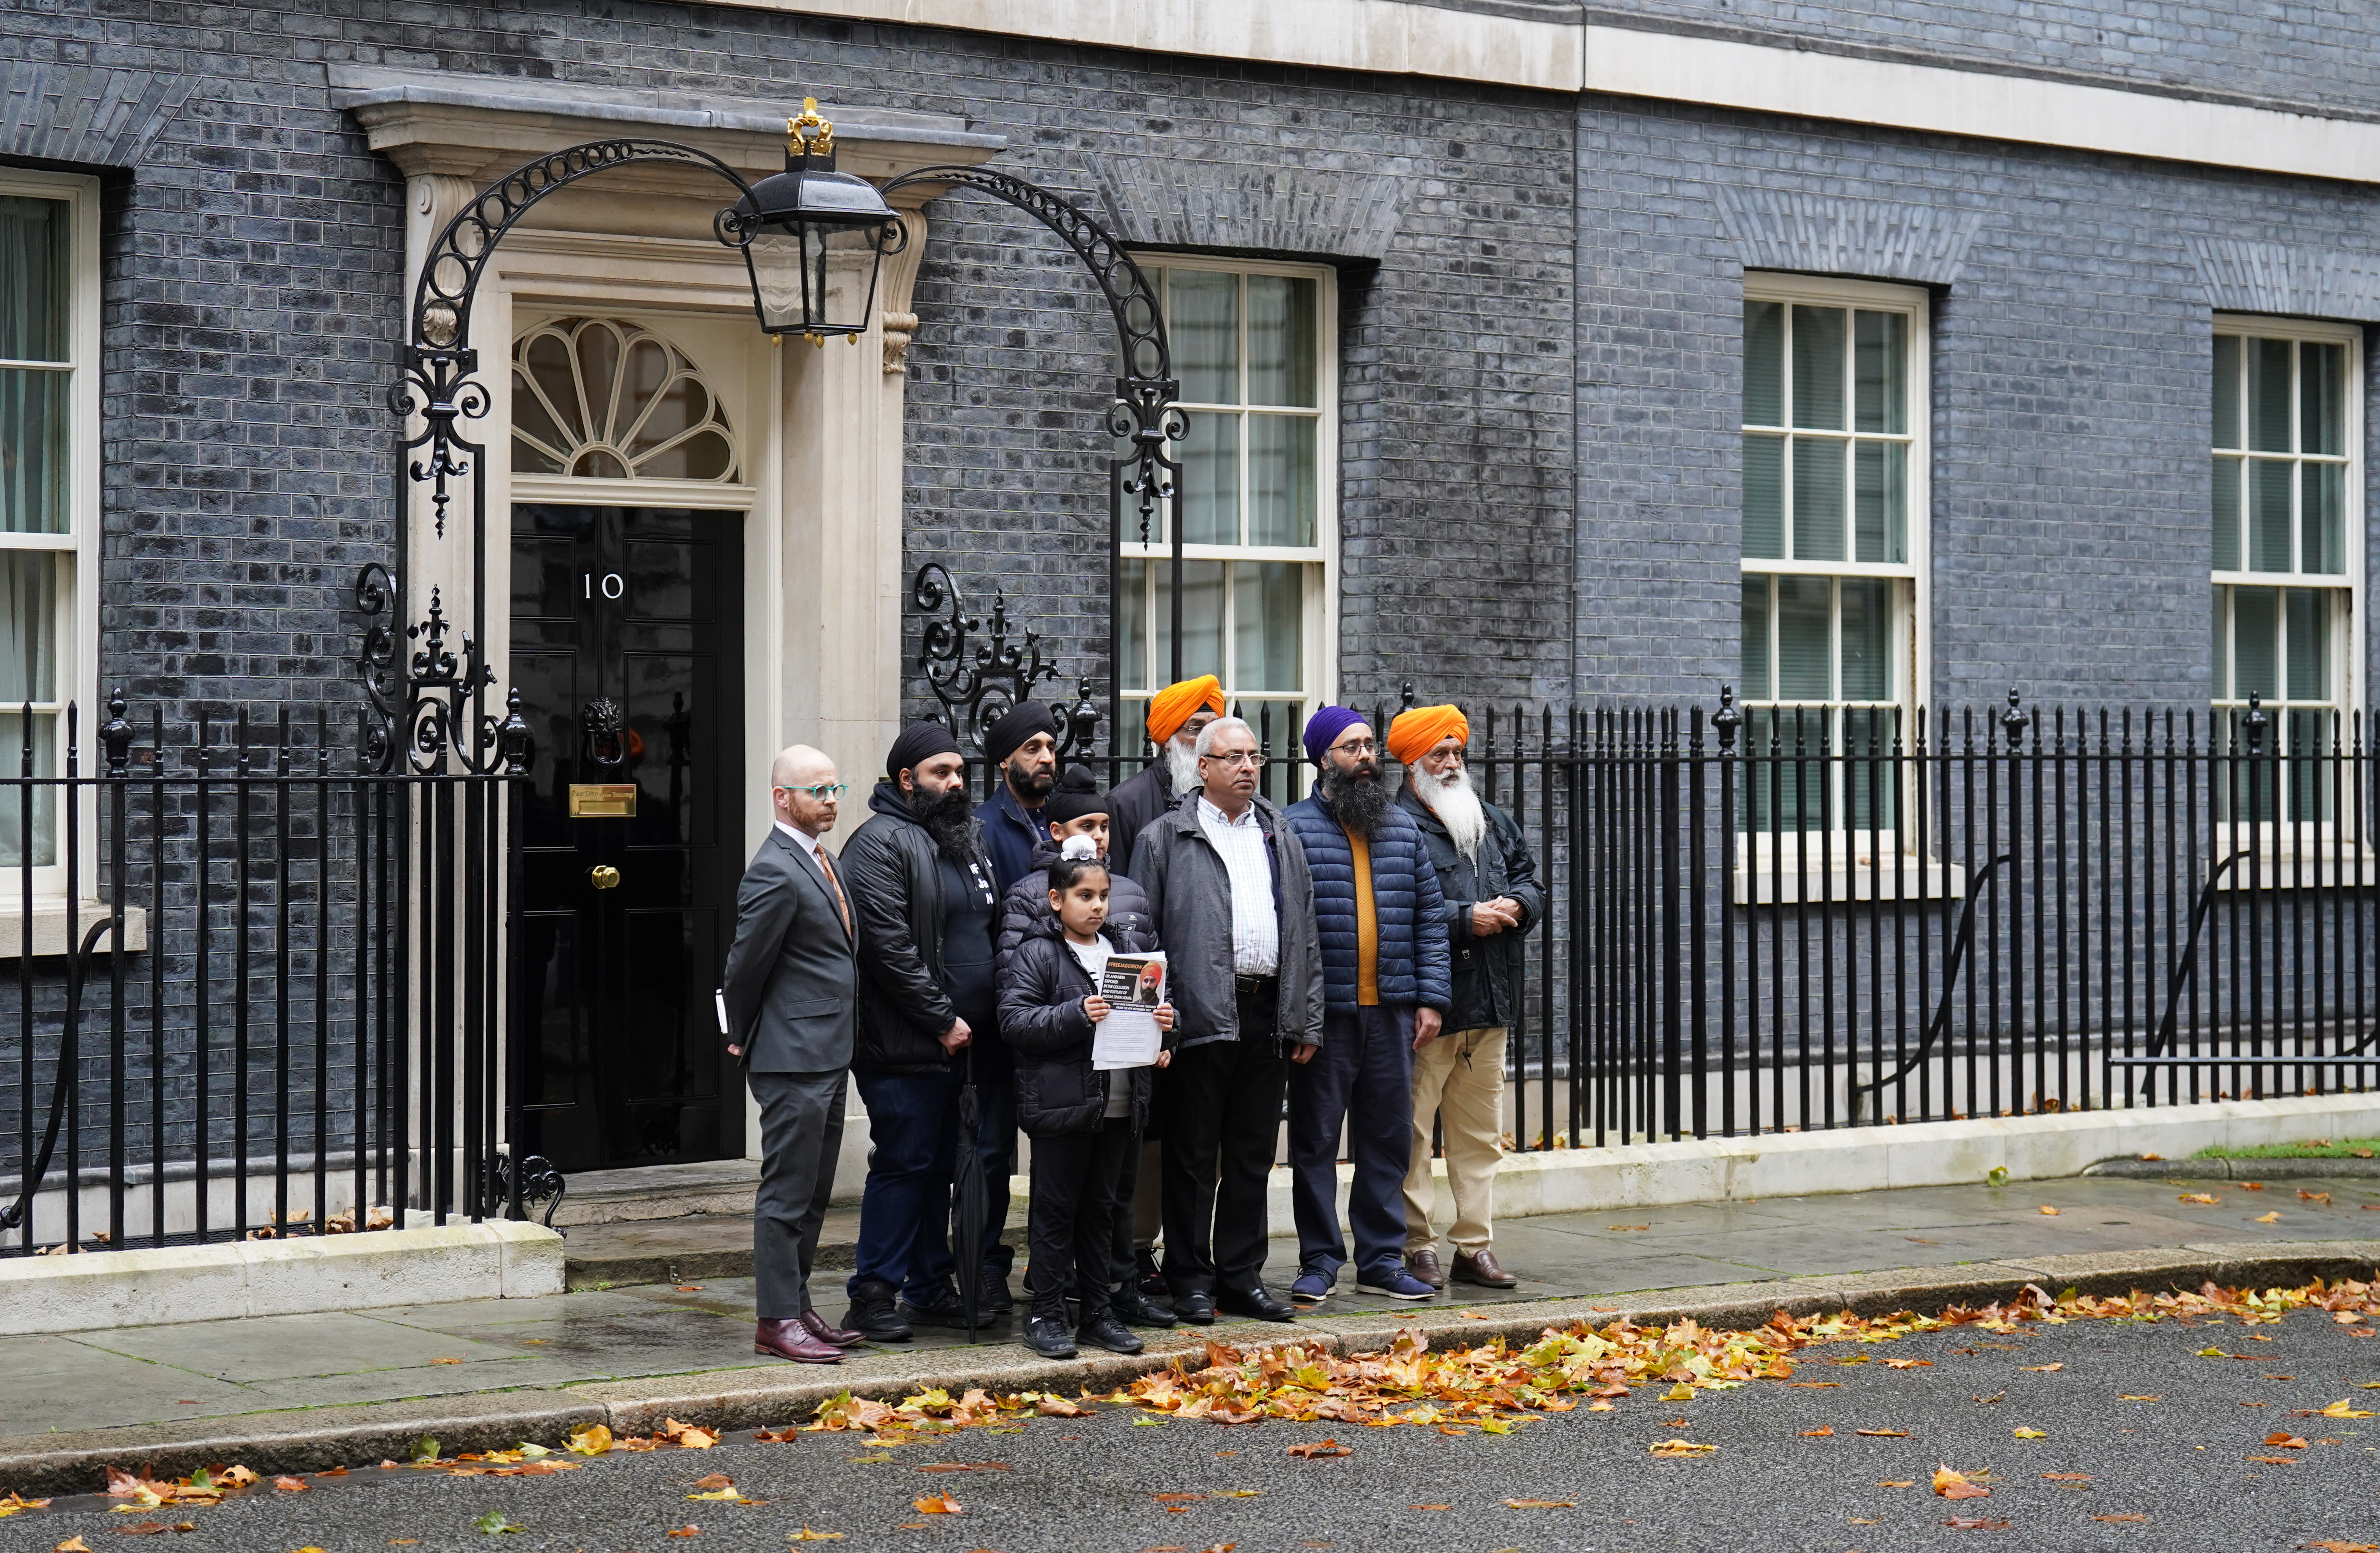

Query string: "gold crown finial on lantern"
[[788, 97, 835, 157]]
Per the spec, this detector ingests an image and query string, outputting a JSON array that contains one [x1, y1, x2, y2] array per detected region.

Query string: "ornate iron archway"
[[368, 140, 1185, 776]]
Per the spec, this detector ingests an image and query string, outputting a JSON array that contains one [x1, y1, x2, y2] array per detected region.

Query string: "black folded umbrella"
[[950, 1042, 988, 1331]]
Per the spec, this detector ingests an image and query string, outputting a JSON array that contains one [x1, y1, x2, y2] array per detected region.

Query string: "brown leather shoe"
[[755, 1318, 843, 1363], [1406, 1247, 1446, 1290], [1450, 1249, 1518, 1289], [800, 1309, 867, 1347]]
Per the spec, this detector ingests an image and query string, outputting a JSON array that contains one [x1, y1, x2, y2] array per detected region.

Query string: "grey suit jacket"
[[721, 826, 858, 1073]]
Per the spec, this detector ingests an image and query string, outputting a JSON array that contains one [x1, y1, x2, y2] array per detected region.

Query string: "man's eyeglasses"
[[1201, 750, 1263, 767], [777, 783, 848, 799], [1327, 738, 1378, 757]]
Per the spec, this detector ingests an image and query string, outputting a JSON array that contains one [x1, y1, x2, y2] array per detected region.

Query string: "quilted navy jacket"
[[1282, 791, 1452, 1016]]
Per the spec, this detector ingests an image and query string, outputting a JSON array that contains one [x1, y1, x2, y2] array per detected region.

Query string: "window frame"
[[1737, 272, 1932, 859], [1118, 254, 1338, 742], [2209, 313, 2363, 738], [0, 167, 101, 901]]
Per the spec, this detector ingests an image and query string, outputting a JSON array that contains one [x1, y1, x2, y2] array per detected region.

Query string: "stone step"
[[552, 1159, 764, 1227], [561, 1210, 854, 1291]]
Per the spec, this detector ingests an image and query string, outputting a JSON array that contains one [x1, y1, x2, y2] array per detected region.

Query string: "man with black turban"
[[837, 720, 1012, 1339], [976, 701, 1060, 893]]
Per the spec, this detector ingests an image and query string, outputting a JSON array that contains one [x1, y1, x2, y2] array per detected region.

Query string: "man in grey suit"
[[722, 744, 865, 1365]]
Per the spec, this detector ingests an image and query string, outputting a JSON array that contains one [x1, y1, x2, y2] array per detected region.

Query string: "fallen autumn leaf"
[[1933, 1465, 1991, 1500]]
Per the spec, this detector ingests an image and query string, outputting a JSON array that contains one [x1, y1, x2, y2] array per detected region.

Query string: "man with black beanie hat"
[[837, 720, 1014, 1338], [976, 701, 1060, 893]]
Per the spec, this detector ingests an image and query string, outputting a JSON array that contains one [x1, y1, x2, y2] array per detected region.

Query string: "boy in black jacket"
[[996, 854, 1174, 1359]]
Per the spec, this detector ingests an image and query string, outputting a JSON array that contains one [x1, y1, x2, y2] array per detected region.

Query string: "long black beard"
[[1322, 761, 1393, 836], [1005, 756, 1055, 803], [908, 783, 977, 862]]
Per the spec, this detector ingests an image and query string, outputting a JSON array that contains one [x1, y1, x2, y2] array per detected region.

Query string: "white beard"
[[1415, 766, 1486, 862], [1164, 734, 1200, 793]]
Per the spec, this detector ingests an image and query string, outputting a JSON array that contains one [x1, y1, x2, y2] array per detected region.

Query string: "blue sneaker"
[[1357, 1269, 1435, 1301], [1289, 1270, 1335, 1304]]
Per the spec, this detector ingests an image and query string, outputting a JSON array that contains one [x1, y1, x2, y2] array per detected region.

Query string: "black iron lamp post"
[[716, 99, 909, 342]]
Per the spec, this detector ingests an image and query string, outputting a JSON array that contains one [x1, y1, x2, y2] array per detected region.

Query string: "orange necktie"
[[816, 846, 854, 939]]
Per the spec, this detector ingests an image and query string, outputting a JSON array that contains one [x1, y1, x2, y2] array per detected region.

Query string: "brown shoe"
[[1450, 1249, 1518, 1289], [1406, 1247, 1446, 1290], [800, 1309, 867, 1348], [755, 1318, 844, 1364]]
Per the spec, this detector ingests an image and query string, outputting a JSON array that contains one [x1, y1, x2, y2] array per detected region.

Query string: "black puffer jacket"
[[1395, 785, 1545, 1031], [995, 915, 1162, 1137], [839, 781, 996, 1073], [995, 836, 1157, 962]]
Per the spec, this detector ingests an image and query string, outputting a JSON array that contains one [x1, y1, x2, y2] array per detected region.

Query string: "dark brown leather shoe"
[[800, 1309, 866, 1347], [1407, 1247, 1446, 1289], [1450, 1249, 1518, 1289], [755, 1318, 844, 1363]]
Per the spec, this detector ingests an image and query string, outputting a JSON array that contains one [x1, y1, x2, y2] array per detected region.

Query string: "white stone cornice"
[[657, 0, 2380, 184]]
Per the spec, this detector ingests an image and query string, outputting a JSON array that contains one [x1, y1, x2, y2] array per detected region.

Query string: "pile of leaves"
[[774, 1275, 2380, 1443]]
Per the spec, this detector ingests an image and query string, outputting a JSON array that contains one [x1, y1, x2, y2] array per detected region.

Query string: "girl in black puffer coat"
[[996, 854, 1173, 1362]]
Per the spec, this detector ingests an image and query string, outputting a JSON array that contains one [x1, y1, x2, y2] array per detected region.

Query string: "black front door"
[[509, 504, 745, 1172]]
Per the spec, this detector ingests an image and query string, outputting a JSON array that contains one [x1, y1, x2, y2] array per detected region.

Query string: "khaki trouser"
[[1402, 1024, 1506, 1254]]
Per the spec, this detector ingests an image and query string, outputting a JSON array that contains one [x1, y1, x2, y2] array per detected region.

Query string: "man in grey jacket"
[[1131, 715, 1325, 1325], [720, 744, 865, 1365]]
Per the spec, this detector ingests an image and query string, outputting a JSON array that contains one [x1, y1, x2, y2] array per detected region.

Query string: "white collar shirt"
[[1195, 795, 1279, 976], [773, 819, 826, 869]]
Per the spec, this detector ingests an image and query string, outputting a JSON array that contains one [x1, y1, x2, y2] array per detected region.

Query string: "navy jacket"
[[976, 781, 1050, 895], [1282, 791, 1453, 1017]]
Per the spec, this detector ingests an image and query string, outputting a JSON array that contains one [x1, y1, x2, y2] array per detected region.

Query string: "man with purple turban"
[[1280, 706, 1451, 1305]]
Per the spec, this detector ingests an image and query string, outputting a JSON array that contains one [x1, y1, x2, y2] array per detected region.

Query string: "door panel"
[[510, 504, 745, 1172]]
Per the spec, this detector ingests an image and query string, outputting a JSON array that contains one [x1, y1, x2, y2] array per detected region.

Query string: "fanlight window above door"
[[511, 317, 739, 481]]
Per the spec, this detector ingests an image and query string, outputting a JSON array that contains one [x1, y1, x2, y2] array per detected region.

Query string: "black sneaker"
[[979, 1269, 1016, 1314], [1076, 1314, 1145, 1355], [902, 1292, 999, 1331], [843, 1281, 913, 1343], [1113, 1291, 1178, 1329], [1135, 1249, 1166, 1299], [1022, 1314, 1078, 1359]]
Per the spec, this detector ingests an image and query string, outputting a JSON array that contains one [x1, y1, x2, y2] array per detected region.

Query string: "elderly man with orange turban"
[[1108, 676, 1226, 879], [1390, 703, 1543, 1292], [1100, 675, 1227, 1302]]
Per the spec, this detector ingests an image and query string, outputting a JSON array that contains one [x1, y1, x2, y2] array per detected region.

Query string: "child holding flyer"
[[995, 853, 1174, 1359]]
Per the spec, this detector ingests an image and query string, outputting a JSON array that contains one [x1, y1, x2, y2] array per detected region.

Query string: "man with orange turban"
[[1108, 675, 1226, 879], [1101, 674, 1227, 1303], [1390, 703, 1542, 1292]]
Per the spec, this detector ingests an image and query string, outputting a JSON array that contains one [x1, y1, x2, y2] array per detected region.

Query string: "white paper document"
[[1092, 950, 1166, 1070]]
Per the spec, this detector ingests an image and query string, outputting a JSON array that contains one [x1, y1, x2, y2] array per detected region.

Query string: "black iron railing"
[[0, 697, 525, 1255], [971, 688, 2377, 1151]]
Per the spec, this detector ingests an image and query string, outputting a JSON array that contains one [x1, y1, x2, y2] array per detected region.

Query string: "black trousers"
[[1025, 1122, 1136, 1319], [1160, 983, 1288, 1294]]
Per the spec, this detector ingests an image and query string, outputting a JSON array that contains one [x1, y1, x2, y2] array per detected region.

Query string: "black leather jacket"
[[839, 781, 997, 1073]]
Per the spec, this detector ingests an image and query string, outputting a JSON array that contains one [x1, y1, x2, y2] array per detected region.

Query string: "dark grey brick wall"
[[1581, 0, 2380, 121], [1573, 93, 2380, 718], [4, 1, 1578, 746]]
